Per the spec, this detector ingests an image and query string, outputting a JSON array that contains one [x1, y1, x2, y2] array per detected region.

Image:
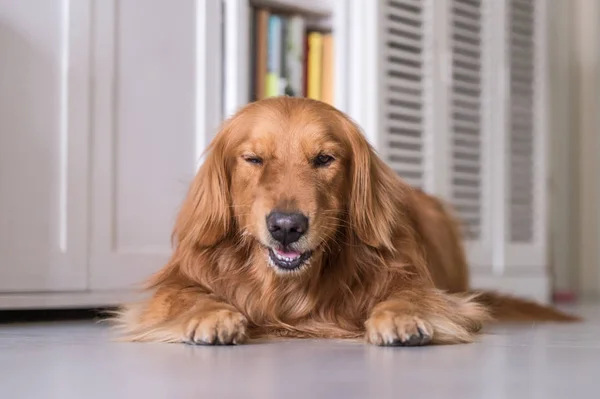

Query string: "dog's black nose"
[[266, 212, 309, 246]]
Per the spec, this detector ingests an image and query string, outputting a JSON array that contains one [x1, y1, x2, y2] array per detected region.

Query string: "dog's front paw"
[[184, 309, 248, 345], [365, 311, 433, 346]]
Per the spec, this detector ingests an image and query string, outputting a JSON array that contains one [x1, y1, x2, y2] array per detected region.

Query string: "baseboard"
[[0, 274, 552, 310], [0, 290, 145, 310], [470, 273, 551, 304]]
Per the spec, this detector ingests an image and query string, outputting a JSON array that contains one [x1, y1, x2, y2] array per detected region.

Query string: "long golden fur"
[[114, 97, 578, 346]]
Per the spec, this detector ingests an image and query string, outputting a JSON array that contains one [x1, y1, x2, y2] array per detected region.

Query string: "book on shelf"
[[285, 15, 305, 97], [253, 9, 269, 100], [266, 14, 282, 97], [321, 33, 334, 105], [251, 7, 334, 105]]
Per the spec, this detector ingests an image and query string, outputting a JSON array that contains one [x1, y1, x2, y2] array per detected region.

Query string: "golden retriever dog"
[[114, 97, 578, 346]]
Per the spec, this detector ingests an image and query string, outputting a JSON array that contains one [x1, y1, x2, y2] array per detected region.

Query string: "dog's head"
[[174, 97, 402, 274]]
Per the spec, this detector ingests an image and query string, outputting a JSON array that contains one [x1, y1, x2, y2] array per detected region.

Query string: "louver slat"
[[450, 0, 483, 240], [383, 0, 426, 188], [508, 0, 535, 243]]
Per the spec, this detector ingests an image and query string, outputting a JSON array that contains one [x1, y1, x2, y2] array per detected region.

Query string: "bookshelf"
[[222, 0, 345, 118], [247, 1, 336, 108]]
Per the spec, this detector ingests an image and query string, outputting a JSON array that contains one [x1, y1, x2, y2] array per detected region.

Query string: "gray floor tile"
[[1, 303, 599, 399]]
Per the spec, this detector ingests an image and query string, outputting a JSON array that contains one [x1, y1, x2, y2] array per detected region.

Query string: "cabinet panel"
[[0, 0, 90, 292], [89, 0, 221, 290], [447, 0, 494, 271], [502, 0, 548, 270]]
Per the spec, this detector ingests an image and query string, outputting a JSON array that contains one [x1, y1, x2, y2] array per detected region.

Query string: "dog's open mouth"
[[268, 248, 313, 271]]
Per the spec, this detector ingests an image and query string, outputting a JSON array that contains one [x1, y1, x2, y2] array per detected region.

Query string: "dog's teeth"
[[274, 251, 299, 262]]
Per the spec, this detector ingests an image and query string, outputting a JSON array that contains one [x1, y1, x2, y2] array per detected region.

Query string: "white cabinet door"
[[88, 0, 222, 290], [500, 0, 548, 272], [0, 0, 91, 292]]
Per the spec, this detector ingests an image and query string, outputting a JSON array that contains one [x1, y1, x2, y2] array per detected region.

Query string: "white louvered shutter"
[[348, 0, 550, 298], [502, 0, 548, 269], [380, 0, 433, 189], [448, 0, 493, 269], [351, 0, 549, 284], [377, 0, 496, 270]]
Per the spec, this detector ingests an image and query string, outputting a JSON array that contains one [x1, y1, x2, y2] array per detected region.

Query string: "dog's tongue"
[[275, 249, 302, 260]]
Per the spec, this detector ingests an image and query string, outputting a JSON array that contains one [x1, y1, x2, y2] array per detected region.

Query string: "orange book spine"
[[307, 32, 323, 101]]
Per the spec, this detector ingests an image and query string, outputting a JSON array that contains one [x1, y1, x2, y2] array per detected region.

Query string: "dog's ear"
[[172, 124, 233, 249], [337, 114, 406, 251]]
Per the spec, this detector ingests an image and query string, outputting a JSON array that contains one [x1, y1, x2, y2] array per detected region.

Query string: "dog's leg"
[[113, 285, 248, 345], [365, 289, 489, 346]]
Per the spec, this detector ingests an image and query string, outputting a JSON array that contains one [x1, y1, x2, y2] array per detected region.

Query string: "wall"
[[548, 0, 600, 299]]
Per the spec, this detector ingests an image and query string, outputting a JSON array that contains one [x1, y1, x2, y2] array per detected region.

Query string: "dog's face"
[[175, 98, 398, 276], [230, 103, 349, 273]]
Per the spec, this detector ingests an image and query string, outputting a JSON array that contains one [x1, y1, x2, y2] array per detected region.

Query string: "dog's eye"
[[243, 155, 263, 165], [313, 154, 335, 167]]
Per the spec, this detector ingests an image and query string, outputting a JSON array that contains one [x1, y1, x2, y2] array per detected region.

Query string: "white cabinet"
[[0, 0, 91, 292], [0, 0, 222, 306], [0, 0, 552, 307]]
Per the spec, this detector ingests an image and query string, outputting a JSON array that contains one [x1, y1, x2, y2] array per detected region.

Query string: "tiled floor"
[[1, 304, 599, 399]]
